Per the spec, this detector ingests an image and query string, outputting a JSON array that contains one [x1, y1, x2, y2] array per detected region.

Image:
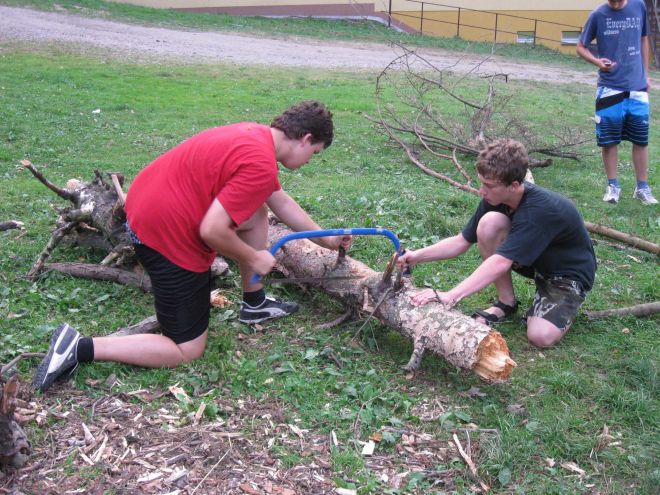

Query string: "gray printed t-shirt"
[[579, 0, 649, 91]]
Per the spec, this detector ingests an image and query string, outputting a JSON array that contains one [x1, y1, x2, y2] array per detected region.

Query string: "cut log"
[[267, 224, 516, 382]]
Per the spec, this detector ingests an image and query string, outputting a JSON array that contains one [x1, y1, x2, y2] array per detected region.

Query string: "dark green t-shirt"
[[462, 183, 596, 291]]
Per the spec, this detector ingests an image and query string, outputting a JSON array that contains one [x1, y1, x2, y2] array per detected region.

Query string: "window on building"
[[562, 31, 581, 45], [517, 31, 535, 44]]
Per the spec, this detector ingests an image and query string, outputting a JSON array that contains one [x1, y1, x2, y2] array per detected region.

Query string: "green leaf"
[[303, 348, 320, 361], [525, 421, 539, 433], [498, 467, 511, 486], [344, 384, 358, 397], [216, 309, 235, 322], [438, 411, 454, 426], [388, 416, 403, 427], [203, 401, 219, 419], [454, 410, 471, 422], [322, 366, 342, 376], [273, 361, 296, 374], [381, 431, 397, 444]]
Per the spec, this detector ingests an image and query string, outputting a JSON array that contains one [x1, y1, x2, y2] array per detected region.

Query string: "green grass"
[[1, 20, 659, 495], [0, 0, 597, 70]]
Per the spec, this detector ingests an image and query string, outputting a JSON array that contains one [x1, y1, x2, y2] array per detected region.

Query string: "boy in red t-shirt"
[[33, 101, 351, 392]]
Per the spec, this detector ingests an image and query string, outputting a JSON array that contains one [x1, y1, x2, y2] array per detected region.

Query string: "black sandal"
[[471, 300, 519, 324]]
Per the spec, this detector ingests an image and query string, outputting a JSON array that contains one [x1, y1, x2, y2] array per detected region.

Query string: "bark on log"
[[44, 258, 230, 291], [0, 375, 30, 469], [112, 316, 160, 337], [24, 161, 134, 278], [267, 224, 516, 382], [45, 262, 153, 292], [585, 302, 660, 319]]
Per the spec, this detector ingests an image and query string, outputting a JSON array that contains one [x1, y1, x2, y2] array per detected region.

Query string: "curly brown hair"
[[270, 100, 333, 148], [476, 139, 529, 185]]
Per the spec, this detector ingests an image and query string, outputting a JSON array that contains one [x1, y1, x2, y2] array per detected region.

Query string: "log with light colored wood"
[[267, 223, 516, 382]]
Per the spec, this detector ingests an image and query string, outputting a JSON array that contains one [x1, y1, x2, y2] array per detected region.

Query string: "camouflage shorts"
[[525, 273, 587, 333]]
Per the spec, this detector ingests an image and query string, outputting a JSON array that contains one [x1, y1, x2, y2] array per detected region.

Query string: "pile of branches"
[[369, 45, 591, 193]]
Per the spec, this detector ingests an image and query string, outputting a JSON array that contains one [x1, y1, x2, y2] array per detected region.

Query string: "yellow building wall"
[[392, 9, 591, 53]]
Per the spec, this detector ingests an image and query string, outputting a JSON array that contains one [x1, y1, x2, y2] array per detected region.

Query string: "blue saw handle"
[[250, 228, 401, 284]]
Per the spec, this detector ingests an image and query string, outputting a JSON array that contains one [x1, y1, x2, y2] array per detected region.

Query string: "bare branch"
[[21, 160, 74, 201], [585, 302, 660, 319]]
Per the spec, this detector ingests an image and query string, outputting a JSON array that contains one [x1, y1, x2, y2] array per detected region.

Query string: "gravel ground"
[[0, 5, 601, 86]]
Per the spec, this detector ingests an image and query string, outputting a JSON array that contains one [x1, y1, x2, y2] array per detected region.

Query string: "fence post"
[[420, 2, 424, 35], [494, 13, 499, 42], [388, 0, 392, 27], [457, 7, 461, 37], [533, 19, 537, 45]]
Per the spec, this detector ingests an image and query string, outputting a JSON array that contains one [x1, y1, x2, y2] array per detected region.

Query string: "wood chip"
[[239, 483, 261, 495], [137, 471, 163, 483], [210, 289, 230, 307], [361, 440, 375, 456], [193, 402, 206, 425], [91, 434, 108, 462], [81, 422, 94, 445], [560, 461, 585, 476], [369, 432, 382, 442], [288, 424, 305, 439], [77, 448, 94, 466], [134, 458, 158, 470], [336, 488, 357, 495], [165, 468, 188, 483], [168, 385, 192, 405]]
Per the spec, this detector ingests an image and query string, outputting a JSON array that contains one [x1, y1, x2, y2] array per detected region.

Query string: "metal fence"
[[388, 0, 583, 46]]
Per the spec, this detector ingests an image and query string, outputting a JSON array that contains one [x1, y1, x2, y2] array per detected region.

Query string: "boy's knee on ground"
[[526, 318, 564, 348], [178, 331, 208, 363]]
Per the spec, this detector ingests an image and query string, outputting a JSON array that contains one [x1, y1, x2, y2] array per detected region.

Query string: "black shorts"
[[134, 244, 210, 344]]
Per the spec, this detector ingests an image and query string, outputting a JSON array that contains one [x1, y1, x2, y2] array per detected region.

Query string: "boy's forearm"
[[447, 254, 512, 303]]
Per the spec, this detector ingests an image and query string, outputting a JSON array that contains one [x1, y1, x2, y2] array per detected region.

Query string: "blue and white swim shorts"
[[595, 86, 649, 147]]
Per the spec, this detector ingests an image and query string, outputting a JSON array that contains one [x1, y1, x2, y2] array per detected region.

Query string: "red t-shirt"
[[125, 123, 281, 272]]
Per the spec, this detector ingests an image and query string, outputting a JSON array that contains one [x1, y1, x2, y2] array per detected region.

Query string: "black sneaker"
[[32, 323, 81, 392], [239, 296, 299, 324]]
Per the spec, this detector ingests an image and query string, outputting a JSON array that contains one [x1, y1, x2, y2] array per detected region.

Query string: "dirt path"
[[0, 5, 600, 86]]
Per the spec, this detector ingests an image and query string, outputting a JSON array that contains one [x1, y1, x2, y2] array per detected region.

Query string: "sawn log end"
[[472, 329, 517, 383]]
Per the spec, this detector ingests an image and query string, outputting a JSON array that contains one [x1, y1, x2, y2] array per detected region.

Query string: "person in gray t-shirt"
[[576, 0, 657, 205]]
